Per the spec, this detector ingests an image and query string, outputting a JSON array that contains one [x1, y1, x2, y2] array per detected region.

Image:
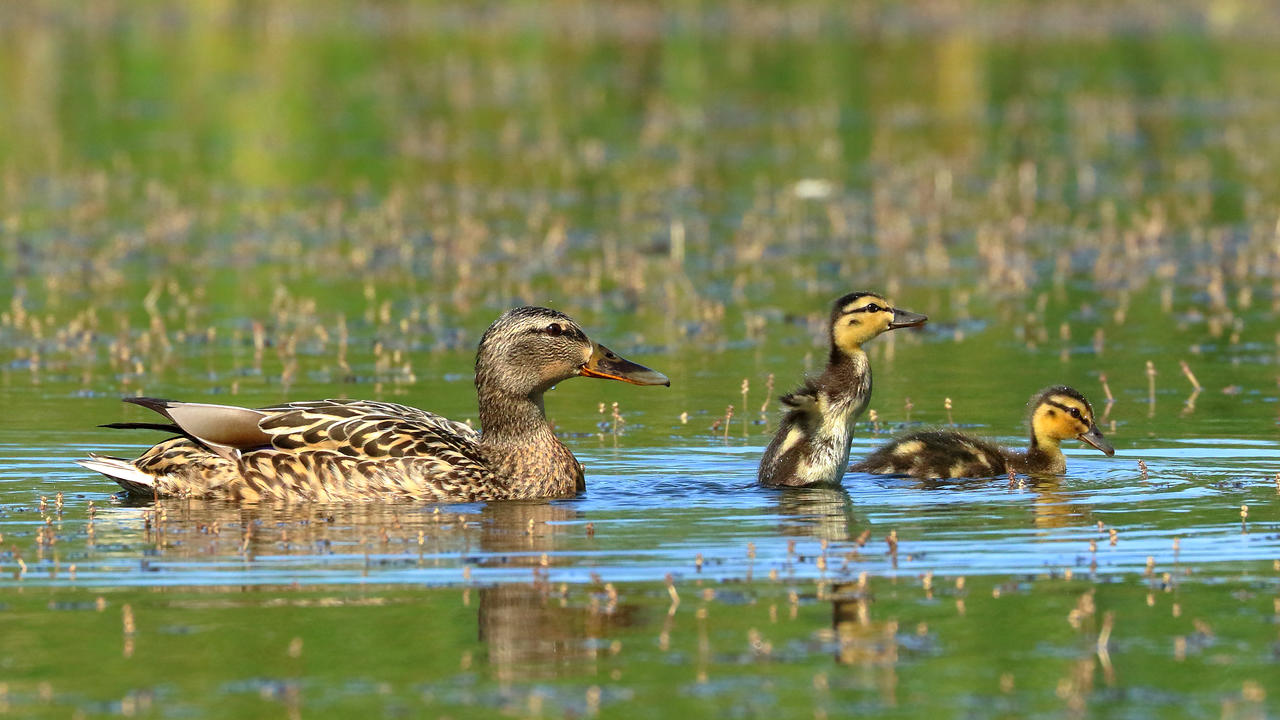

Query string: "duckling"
[[758, 292, 927, 487], [850, 385, 1114, 479], [78, 306, 669, 502]]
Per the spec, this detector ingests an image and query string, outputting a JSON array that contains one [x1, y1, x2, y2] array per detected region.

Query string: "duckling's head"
[[828, 292, 928, 355], [476, 306, 669, 397], [1027, 386, 1114, 456]]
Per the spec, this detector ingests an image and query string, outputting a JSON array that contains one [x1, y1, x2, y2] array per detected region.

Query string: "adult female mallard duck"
[[850, 385, 1114, 479], [78, 306, 669, 502], [758, 292, 927, 487]]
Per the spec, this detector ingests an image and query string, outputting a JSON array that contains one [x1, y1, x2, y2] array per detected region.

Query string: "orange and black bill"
[[580, 342, 670, 386], [1078, 423, 1115, 456], [889, 308, 928, 329]]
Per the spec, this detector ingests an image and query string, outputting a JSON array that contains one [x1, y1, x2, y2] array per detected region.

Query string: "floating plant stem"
[[1146, 360, 1157, 417]]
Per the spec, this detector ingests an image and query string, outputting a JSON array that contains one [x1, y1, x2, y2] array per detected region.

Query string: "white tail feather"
[[77, 454, 156, 495]]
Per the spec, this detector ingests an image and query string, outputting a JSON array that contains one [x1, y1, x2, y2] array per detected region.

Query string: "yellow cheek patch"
[[1035, 403, 1092, 441]]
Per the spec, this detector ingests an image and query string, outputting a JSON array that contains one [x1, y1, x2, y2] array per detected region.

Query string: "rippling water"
[[3, 421, 1278, 717], [5, 434, 1278, 588]]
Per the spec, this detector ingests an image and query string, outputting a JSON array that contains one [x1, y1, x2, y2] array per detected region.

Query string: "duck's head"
[[828, 291, 928, 354], [1028, 385, 1114, 455], [475, 306, 670, 396]]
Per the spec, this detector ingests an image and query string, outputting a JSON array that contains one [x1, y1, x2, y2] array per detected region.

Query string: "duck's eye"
[[864, 303, 882, 313], [546, 323, 564, 336], [1069, 408, 1083, 420]]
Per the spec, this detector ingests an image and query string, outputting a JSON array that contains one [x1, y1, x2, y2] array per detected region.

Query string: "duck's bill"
[[1078, 424, 1115, 456], [888, 308, 928, 329], [580, 342, 671, 386]]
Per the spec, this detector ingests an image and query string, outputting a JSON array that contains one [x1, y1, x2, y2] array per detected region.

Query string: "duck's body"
[[79, 307, 669, 502], [758, 292, 926, 488], [851, 386, 1114, 479]]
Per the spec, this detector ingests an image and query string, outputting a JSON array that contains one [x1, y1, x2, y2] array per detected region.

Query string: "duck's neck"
[[478, 385, 549, 440], [1017, 431, 1066, 474], [476, 385, 582, 497]]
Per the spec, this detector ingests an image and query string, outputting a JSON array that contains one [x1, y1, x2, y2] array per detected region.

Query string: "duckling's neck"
[[824, 346, 872, 418], [476, 386, 582, 497], [1015, 431, 1066, 474], [807, 346, 871, 463]]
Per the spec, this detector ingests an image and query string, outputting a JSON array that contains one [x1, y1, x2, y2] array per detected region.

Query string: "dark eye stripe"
[[528, 324, 583, 339], [1045, 399, 1087, 421], [842, 303, 886, 315]]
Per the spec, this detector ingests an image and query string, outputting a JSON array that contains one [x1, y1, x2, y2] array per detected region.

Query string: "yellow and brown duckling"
[[758, 292, 927, 487], [78, 306, 669, 502], [850, 385, 1114, 479]]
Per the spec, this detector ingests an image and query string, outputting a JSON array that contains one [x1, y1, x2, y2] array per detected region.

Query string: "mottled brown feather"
[[81, 307, 664, 502]]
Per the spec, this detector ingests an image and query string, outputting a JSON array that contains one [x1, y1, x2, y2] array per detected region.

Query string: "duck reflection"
[[108, 497, 639, 683], [472, 502, 640, 683]]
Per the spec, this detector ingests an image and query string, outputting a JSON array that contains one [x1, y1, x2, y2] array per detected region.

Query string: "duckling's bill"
[[580, 342, 670, 386], [888, 308, 928, 329], [1078, 423, 1115, 456]]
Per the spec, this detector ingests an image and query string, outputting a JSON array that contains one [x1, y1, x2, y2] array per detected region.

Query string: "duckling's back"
[[850, 430, 1010, 480], [758, 378, 867, 487]]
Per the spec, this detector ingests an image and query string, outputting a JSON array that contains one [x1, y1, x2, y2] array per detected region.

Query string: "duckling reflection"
[[1027, 478, 1095, 531], [829, 581, 900, 705], [893, 476, 1097, 533], [774, 487, 859, 543]]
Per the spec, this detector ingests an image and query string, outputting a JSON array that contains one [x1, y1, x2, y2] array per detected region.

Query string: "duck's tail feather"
[[76, 453, 157, 496], [100, 422, 183, 434], [121, 396, 179, 419]]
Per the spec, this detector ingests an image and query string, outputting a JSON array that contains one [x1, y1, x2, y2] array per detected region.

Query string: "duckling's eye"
[[863, 303, 882, 313], [545, 323, 564, 336], [1069, 408, 1083, 421]]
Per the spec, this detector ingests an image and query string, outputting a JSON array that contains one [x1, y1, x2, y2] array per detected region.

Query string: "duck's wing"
[[254, 399, 481, 459], [98, 435, 499, 502], [777, 382, 822, 425], [89, 398, 497, 501], [120, 397, 481, 458]]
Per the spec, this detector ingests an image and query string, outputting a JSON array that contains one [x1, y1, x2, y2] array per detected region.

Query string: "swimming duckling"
[[78, 306, 670, 502], [850, 385, 1114, 479], [758, 292, 927, 487]]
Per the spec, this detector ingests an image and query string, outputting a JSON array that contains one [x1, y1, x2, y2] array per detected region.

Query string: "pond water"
[[2, 1, 1279, 718]]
